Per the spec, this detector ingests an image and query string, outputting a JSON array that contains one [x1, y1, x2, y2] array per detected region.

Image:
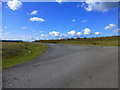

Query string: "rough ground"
[[2, 43, 118, 88]]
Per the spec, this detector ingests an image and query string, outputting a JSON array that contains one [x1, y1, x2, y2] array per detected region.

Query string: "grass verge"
[[2, 42, 47, 69], [35, 36, 120, 46]]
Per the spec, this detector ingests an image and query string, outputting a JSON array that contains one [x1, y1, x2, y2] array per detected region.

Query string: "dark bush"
[[53, 42, 57, 43], [67, 38, 71, 40], [93, 43, 96, 45], [71, 38, 74, 40], [25, 47, 28, 49], [77, 37, 80, 39], [83, 37, 87, 39]]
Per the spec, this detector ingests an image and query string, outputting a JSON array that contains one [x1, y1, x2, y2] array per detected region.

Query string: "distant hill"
[[0, 40, 23, 42]]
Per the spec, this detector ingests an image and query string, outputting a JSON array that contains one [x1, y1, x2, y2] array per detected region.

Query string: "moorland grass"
[[2, 42, 47, 69], [35, 36, 120, 46]]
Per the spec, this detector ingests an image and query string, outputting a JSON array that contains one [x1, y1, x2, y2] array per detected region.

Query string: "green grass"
[[35, 36, 120, 46], [2, 42, 48, 69], [0, 42, 2, 69]]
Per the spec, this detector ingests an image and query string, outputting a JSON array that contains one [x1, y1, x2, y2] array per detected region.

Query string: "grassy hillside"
[[2, 42, 47, 69], [35, 36, 120, 46]]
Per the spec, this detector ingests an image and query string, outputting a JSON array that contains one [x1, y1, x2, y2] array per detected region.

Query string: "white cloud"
[[113, 28, 120, 33], [59, 33, 67, 38], [76, 32, 82, 36], [49, 31, 67, 38], [72, 19, 76, 22], [49, 31, 60, 37], [30, 10, 38, 15], [40, 34, 48, 37], [7, 0, 22, 10], [94, 32, 103, 35], [68, 30, 82, 37], [0, 2, 2, 8], [115, 28, 120, 31], [104, 24, 116, 30], [29, 17, 45, 22], [68, 30, 76, 36], [83, 28, 91, 35], [81, 0, 118, 12], [21, 27, 27, 29], [81, 20, 87, 23], [56, 0, 62, 4]]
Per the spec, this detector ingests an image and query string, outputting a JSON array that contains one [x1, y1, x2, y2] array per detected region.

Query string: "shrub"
[[53, 42, 57, 43], [77, 37, 80, 39], [93, 43, 96, 45], [83, 37, 87, 39]]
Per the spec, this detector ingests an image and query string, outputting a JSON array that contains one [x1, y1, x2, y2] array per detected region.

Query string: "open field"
[[2, 42, 47, 68], [35, 36, 120, 46]]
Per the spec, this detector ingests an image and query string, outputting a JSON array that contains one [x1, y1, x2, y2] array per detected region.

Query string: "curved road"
[[3, 43, 118, 88]]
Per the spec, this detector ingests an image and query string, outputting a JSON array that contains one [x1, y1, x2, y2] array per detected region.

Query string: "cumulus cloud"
[[29, 17, 45, 22], [40, 34, 48, 37], [104, 24, 116, 30], [56, 0, 62, 4], [49, 31, 67, 38], [68, 30, 82, 37], [0, 2, 2, 8], [7, 0, 22, 10], [30, 10, 38, 15], [76, 32, 82, 36], [59, 33, 67, 38], [81, 0, 118, 12], [83, 28, 91, 35], [113, 28, 120, 33], [21, 27, 27, 29], [49, 31, 60, 37], [94, 32, 103, 35], [68, 30, 76, 36]]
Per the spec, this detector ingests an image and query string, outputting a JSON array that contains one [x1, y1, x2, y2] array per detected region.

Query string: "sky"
[[1, 0, 119, 41]]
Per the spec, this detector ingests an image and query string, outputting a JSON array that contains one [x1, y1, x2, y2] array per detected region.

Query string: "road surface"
[[2, 43, 118, 88]]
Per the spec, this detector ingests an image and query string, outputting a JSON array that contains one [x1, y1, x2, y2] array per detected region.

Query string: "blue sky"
[[2, 1, 119, 41]]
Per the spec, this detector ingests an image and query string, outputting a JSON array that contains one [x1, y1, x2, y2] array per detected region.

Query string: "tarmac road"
[[2, 43, 118, 88]]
